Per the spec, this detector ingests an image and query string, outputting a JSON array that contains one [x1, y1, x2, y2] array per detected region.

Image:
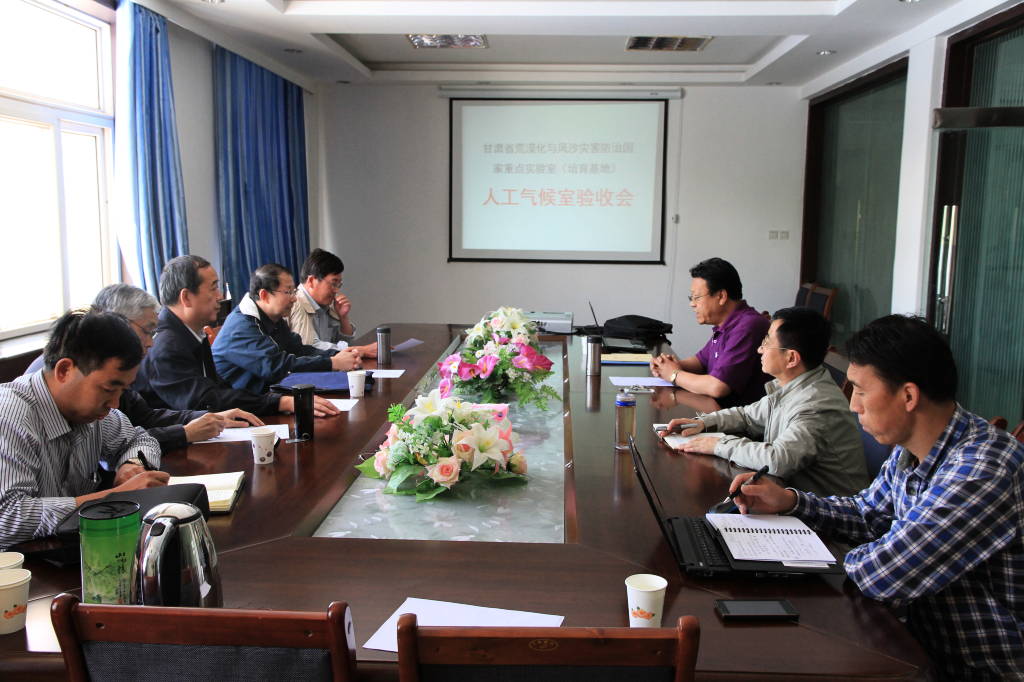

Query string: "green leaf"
[[416, 485, 450, 502], [385, 464, 423, 492], [387, 403, 407, 423], [354, 456, 381, 479]]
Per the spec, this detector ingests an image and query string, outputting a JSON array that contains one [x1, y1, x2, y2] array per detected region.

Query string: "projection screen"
[[450, 99, 667, 263]]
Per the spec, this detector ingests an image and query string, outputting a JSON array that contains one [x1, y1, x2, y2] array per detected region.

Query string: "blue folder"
[[279, 371, 349, 391]]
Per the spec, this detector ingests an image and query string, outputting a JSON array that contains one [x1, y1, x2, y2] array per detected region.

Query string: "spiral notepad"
[[705, 513, 835, 564]]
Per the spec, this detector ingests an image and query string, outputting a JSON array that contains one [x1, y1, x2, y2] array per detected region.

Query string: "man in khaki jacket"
[[289, 248, 376, 358], [660, 307, 868, 497]]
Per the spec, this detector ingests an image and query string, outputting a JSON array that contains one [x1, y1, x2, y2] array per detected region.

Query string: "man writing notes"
[[0, 310, 168, 550], [290, 248, 377, 358], [650, 258, 770, 407], [731, 315, 1024, 681], [660, 307, 868, 497], [135, 256, 339, 418], [212, 263, 361, 394]]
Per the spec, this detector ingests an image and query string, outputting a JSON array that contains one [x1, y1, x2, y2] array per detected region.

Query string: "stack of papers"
[[662, 431, 727, 449], [168, 472, 245, 513], [195, 424, 290, 444], [601, 352, 653, 365], [705, 513, 835, 564]]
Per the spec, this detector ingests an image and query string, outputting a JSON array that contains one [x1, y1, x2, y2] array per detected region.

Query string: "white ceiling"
[[150, 0, 993, 88]]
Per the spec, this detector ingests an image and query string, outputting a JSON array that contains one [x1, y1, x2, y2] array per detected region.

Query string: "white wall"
[[167, 22, 219, 274], [317, 84, 807, 351]]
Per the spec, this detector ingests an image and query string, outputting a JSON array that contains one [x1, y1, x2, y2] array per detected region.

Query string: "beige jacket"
[[700, 364, 869, 497], [288, 286, 354, 346]]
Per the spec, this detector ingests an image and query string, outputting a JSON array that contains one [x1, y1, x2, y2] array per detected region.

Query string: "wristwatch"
[[123, 457, 144, 468], [668, 371, 678, 386]]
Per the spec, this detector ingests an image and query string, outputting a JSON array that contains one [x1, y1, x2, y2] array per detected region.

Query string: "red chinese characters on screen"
[[482, 188, 634, 207]]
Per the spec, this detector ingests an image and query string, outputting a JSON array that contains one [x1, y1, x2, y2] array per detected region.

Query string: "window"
[[802, 64, 907, 346], [0, 0, 115, 339]]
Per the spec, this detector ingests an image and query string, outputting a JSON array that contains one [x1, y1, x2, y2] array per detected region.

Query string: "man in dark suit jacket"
[[135, 255, 340, 418]]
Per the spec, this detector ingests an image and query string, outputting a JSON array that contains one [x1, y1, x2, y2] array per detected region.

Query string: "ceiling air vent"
[[626, 36, 712, 52]]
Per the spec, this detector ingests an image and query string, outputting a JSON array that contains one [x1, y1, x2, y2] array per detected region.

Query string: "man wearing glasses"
[[212, 263, 361, 394], [650, 257, 770, 407], [659, 307, 868, 497], [289, 248, 377, 358]]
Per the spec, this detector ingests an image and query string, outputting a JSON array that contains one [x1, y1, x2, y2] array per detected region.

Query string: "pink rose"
[[508, 452, 527, 474], [385, 424, 400, 446], [477, 354, 499, 378], [492, 333, 510, 345], [374, 447, 393, 477], [426, 456, 462, 487]]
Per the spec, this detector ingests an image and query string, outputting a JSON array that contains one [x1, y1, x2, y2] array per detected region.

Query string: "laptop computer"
[[629, 436, 843, 577]]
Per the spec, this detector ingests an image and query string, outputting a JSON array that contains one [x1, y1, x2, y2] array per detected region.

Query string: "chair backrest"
[[805, 285, 837, 320], [50, 593, 356, 682], [1012, 421, 1024, 443], [857, 420, 893, 480], [990, 416, 1009, 431], [795, 282, 817, 307], [396, 613, 700, 682]]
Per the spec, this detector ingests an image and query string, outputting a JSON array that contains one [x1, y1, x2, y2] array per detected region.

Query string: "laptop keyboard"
[[684, 517, 730, 568]]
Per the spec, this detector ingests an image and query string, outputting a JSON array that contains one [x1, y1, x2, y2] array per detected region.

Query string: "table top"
[[0, 323, 929, 680]]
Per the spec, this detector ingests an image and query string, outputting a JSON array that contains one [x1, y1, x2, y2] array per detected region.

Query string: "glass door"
[[932, 16, 1024, 424]]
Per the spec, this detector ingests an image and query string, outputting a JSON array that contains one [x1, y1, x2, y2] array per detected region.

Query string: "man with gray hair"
[[26, 284, 263, 452], [135, 256, 340, 418]]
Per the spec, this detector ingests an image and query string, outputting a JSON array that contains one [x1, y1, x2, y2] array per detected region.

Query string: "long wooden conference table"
[[1, 323, 929, 680]]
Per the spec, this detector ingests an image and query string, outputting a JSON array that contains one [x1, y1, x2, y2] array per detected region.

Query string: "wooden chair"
[[202, 324, 222, 345], [805, 285, 837, 320], [795, 282, 817, 307], [50, 593, 356, 682], [1012, 421, 1024, 443], [396, 613, 700, 682], [857, 419, 893, 480], [990, 416, 1009, 431]]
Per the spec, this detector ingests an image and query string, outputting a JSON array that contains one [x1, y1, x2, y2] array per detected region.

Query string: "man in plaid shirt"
[[731, 315, 1023, 680]]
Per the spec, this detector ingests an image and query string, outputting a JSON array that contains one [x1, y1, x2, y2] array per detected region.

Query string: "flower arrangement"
[[439, 306, 560, 409], [355, 389, 528, 501]]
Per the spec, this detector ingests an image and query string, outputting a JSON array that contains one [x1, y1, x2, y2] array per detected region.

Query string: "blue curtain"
[[120, 2, 189, 294], [214, 47, 309, 302]]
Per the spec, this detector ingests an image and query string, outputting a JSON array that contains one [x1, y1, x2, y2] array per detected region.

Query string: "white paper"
[[195, 424, 290, 444], [609, 376, 673, 387], [393, 338, 423, 353], [662, 432, 727, 449], [363, 597, 564, 652], [705, 513, 835, 563], [328, 398, 359, 411], [368, 369, 405, 379]]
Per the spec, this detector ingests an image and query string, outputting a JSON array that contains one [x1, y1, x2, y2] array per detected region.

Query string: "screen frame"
[[448, 97, 668, 265], [714, 599, 800, 621]]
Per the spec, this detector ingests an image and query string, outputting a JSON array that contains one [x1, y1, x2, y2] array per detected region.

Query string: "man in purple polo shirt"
[[651, 257, 770, 407]]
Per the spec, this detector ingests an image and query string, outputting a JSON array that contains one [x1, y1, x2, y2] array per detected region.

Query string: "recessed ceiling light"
[[897, 0, 921, 3], [407, 34, 488, 49], [817, 49, 836, 56], [199, 0, 225, 4], [283, 48, 303, 54]]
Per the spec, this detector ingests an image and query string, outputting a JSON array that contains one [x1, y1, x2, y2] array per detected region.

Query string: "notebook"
[[167, 472, 245, 513], [629, 436, 842, 577]]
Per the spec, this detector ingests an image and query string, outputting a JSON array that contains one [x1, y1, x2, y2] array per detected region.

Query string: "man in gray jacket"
[[660, 307, 868, 497]]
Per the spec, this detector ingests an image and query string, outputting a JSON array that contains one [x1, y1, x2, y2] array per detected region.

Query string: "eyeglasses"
[[687, 292, 710, 303], [131, 320, 157, 338], [325, 279, 343, 290], [758, 335, 791, 351], [272, 288, 298, 297]]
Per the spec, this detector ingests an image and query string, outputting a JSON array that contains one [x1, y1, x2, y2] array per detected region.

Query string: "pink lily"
[[477, 354, 500, 378], [439, 377, 453, 398], [457, 362, 481, 380]]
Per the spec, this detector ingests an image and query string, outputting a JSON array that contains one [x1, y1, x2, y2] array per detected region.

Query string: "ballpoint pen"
[[137, 450, 156, 472], [726, 464, 770, 501]]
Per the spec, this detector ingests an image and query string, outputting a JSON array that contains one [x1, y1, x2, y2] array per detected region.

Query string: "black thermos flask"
[[292, 383, 315, 441]]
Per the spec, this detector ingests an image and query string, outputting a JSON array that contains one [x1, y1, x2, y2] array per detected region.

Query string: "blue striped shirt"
[[0, 372, 161, 550], [792, 406, 1024, 680]]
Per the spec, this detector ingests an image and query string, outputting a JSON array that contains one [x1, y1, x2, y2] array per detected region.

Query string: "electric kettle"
[[135, 502, 222, 607]]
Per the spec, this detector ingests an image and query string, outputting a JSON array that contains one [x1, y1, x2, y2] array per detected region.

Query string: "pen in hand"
[[726, 465, 770, 502], [137, 450, 156, 472]]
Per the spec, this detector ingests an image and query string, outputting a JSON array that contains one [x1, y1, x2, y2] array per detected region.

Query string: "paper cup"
[[625, 573, 667, 627], [0, 569, 31, 634], [250, 427, 279, 465], [0, 552, 24, 570], [348, 370, 367, 398]]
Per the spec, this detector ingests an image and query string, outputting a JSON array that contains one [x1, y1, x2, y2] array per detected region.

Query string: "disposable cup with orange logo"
[[0, 568, 31, 634], [624, 573, 667, 628]]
